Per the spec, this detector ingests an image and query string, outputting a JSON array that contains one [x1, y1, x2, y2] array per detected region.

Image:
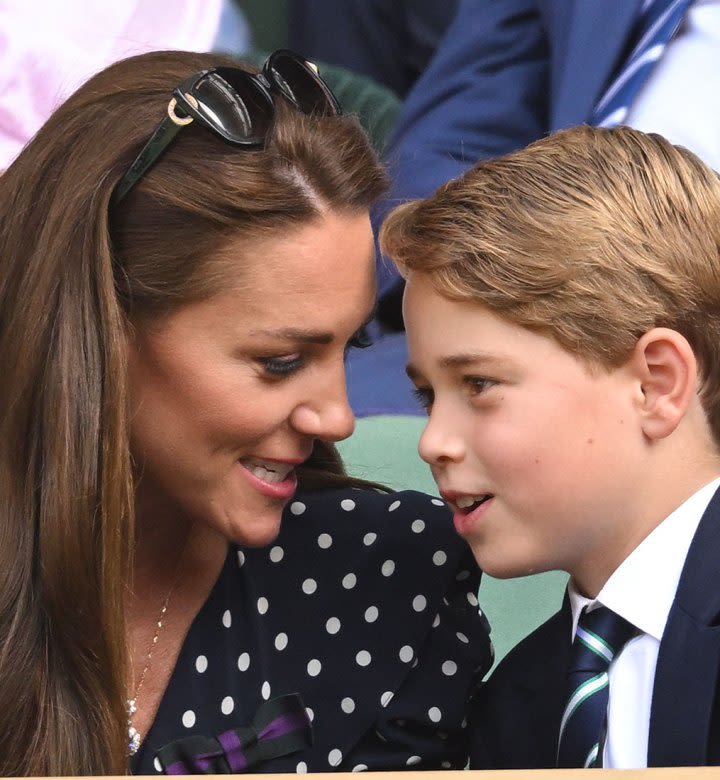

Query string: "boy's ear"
[[630, 327, 698, 441]]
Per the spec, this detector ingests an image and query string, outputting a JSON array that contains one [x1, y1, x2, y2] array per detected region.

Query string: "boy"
[[380, 125, 720, 768]]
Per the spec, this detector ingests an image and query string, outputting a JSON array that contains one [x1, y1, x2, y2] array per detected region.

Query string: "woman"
[[0, 49, 491, 775]]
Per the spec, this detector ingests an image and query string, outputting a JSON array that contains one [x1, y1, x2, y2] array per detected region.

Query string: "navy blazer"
[[469, 485, 720, 768], [376, 0, 645, 299]]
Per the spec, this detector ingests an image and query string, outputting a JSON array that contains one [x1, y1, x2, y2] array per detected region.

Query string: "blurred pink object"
[[0, 0, 223, 168]]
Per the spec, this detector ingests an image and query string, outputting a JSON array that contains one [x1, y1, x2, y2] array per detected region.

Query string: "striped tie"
[[592, 0, 691, 128], [556, 606, 637, 768]]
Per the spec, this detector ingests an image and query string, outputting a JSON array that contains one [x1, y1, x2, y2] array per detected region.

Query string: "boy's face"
[[403, 272, 648, 591]]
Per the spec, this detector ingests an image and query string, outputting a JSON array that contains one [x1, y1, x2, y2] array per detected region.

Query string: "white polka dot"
[[433, 550, 447, 566], [296, 761, 308, 773], [442, 660, 458, 676], [381, 560, 395, 576], [461, 717, 468, 729], [269, 546, 284, 562], [429, 707, 442, 723], [195, 655, 208, 673], [364, 606, 379, 623], [221, 696, 234, 715], [412, 595, 427, 612], [306, 707, 315, 722], [261, 681, 271, 700], [342, 573, 357, 589], [182, 710, 196, 728], [153, 756, 162, 772], [237, 550, 245, 567], [412, 658, 419, 668], [238, 652, 250, 671], [274, 632, 288, 651], [307, 658, 322, 676], [318, 533, 333, 549], [328, 748, 343, 767], [363, 532, 377, 546], [302, 578, 317, 594], [326, 617, 341, 634], [388, 500, 401, 512], [467, 591, 479, 606], [352, 764, 368, 772], [222, 609, 232, 628], [341, 697, 355, 713], [411, 519, 425, 533], [457, 570, 471, 581], [380, 691, 394, 707], [442, 761, 452, 769], [290, 501, 306, 515], [407, 755, 422, 766], [432, 613, 441, 628], [340, 499, 356, 511], [457, 631, 469, 643], [257, 597, 269, 614], [356, 650, 371, 666], [399, 645, 414, 663], [431, 498, 445, 506]]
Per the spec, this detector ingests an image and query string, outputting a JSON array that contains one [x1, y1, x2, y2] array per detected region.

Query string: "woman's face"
[[127, 210, 375, 547]]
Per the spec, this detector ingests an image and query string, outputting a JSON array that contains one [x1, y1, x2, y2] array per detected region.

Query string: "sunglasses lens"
[[192, 69, 274, 143], [266, 51, 340, 117]]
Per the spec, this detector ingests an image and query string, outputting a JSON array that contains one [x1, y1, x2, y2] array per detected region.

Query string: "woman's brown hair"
[[0, 49, 387, 775]]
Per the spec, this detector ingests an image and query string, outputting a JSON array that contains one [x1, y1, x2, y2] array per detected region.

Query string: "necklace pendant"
[[128, 724, 141, 755], [127, 698, 141, 755]]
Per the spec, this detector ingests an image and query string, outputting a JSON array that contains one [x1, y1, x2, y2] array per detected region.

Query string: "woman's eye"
[[412, 386, 434, 413], [258, 355, 304, 376], [344, 327, 373, 359]]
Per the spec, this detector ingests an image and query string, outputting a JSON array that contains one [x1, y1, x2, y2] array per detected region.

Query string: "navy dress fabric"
[[131, 487, 492, 774]]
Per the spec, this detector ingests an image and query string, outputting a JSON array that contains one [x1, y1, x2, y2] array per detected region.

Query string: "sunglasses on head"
[[112, 49, 341, 204]]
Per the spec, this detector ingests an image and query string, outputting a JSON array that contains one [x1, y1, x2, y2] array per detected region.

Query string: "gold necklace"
[[127, 587, 173, 756], [127, 530, 191, 757]]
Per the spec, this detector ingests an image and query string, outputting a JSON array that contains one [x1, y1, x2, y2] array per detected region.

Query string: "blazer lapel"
[[648, 488, 720, 766], [552, 0, 641, 129]]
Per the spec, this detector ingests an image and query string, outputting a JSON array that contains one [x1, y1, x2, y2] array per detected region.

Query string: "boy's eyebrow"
[[406, 352, 507, 380], [439, 352, 506, 369]]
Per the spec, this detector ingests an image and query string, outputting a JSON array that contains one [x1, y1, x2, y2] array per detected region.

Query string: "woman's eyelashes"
[[258, 354, 304, 377], [258, 328, 373, 378], [344, 327, 372, 359]]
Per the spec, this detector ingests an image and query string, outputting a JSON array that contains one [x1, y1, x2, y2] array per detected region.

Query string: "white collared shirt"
[[568, 477, 720, 768], [626, 0, 720, 172]]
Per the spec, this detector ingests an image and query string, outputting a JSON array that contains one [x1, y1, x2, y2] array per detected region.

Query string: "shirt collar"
[[569, 478, 720, 640]]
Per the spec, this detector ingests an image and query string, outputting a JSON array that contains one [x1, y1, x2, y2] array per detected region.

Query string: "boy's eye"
[[465, 376, 495, 395], [258, 354, 304, 376], [412, 386, 434, 413]]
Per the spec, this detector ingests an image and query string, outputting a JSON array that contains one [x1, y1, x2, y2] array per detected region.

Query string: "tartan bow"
[[156, 693, 313, 774]]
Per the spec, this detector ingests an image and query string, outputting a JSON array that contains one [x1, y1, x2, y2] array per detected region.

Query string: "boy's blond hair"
[[381, 125, 720, 443]]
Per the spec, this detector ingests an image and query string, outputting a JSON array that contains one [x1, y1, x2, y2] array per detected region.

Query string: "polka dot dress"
[[131, 489, 492, 774]]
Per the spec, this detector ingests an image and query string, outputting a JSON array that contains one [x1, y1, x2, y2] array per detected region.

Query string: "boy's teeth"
[[456, 495, 486, 509], [243, 460, 293, 483]]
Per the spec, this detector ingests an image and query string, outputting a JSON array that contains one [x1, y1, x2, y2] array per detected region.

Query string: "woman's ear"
[[631, 327, 698, 441]]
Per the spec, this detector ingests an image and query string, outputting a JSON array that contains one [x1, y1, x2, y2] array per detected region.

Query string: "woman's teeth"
[[242, 460, 294, 483]]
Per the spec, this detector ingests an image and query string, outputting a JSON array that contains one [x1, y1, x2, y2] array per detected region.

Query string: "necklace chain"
[[127, 592, 172, 755], [127, 526, 192, 758]]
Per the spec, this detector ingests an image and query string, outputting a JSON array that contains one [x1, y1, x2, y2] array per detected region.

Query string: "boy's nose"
[[418, 406, 466, 465]]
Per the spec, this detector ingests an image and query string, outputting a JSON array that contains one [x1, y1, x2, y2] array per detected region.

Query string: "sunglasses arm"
[[111, 109, 189, 205]]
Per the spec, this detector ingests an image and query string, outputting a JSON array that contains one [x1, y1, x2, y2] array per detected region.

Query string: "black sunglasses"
[[112, 49, 341, 204]]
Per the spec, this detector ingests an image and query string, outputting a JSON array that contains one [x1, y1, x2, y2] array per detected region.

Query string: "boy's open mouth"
[[455, 494, 493, 514]]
